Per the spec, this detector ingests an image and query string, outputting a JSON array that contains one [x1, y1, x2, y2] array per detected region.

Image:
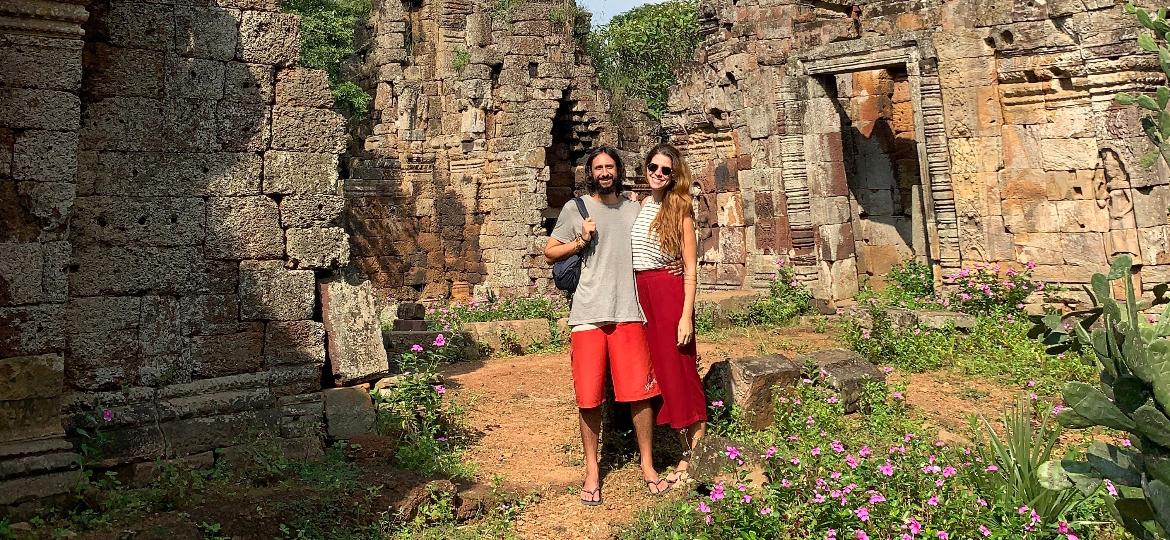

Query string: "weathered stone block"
[[275, 68, 333, 108], [205, 196, 284, 259], [138, 296, 188, 387], [72, 196, 206, 247], [263, 151, 338, 194], [0, 243, 43, 306], [321, 273, 390, 385], [160, 98, 219, 152], [285, 227, 350, 269], [393, 319, 427, 331], [157, 387, 273, 421], [397, 303, 425, 320], [1041, 138, 1099, 171], [265, 321, 326, 366], [0, 34, 83, 92], [0, 88, 80, 131], [239, 260, 315, 321], [270, 106, 346, 153], [0, 470, 83, 506], [0, 354, 63, 401], [13, 130, 78, 183], [190, 331, 264, 379], [0, 305, 64, 358], [237, 11, 301, 66], [224, 62, 275, 103], [174, 6, 240, 61], [180, 294, 258, 336], [77, 152, 262, 197], [322, 387, 375, 439], [796, 348, 885, 413], [915, 310, 977, 331], [703, 354, 800, 429], [1055, 200, 1109, 233], [278, 195, 345, 228], [160, 408, 280, 457], [165, 57, 226, 100]]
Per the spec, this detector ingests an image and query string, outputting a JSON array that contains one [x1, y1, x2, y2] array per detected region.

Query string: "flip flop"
[[644, 477, 672, 496], [581, 486, 602, 507]]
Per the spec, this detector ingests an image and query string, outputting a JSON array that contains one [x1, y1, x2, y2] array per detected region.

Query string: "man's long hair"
[[584, 146, 625, 195], [645, 143, 694, 257]]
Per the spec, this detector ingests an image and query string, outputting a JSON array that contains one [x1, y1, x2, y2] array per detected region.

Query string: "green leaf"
[[1139, 8, 1157, 30], [1087, 442, 1143, 486], [1038, 459, 1103, 495], [1159, 86, 1170, 109], [1135, 400, 1170, 447], [1141, 32, 1161, 52], [1145, 478, 1170, 535], [1111, 255, 1136, 279], [1065, 381, 1137, 431], [1119, 92, 1139, 105], [1092, 273, 1112, 305], [1057, 407, 1097, 429], [1115, 375, 1151, 414], [1139, 94, 1162, 111]]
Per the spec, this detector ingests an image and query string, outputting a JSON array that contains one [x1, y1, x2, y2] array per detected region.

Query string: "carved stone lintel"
[[0, 0, 89, 39]]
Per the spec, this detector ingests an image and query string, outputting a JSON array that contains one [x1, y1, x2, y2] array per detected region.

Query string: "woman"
[[630, 143, 706, 483]]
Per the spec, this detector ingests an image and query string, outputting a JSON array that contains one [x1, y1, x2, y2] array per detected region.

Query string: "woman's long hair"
[[645, 143, 693, 257]]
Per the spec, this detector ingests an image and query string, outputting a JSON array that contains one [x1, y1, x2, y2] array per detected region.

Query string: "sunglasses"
[[647, 163, 673, 176]]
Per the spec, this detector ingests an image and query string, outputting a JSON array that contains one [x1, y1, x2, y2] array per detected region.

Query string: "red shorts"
[[570, 322, 660, 409]]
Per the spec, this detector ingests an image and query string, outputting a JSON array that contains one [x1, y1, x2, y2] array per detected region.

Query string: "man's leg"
[[630, 399, 667, 493], [580, 406, 603, 495]]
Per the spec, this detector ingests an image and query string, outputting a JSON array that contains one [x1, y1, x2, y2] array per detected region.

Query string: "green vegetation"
[[1034, 255, 1170, 538], [1115, 3, 1170, 166], [281, 0, 373, 118], [625, 376, 1116, 539], [427, 293, 568, 330], [452, 48, 471, 72], [586, 0, 699, 118], [727, 264, 813, 328]]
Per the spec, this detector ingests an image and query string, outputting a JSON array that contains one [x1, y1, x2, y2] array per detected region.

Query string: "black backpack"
[[552, 197, 592, 293]]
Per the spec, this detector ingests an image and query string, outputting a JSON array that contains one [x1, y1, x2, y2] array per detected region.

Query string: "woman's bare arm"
[[678, 215, 699, 345]]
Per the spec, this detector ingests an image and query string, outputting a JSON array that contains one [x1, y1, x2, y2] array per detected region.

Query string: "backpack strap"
[[573, 196, 589, 219]]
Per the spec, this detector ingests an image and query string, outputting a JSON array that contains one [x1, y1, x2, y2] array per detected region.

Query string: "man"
[[544, 146, 670, 506]]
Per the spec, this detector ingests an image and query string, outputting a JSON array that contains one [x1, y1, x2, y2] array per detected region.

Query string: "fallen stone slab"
[[322, 387, 375, 439], [795, 348, 885, 413], [397, 302, 425, 320], [703, 353, 800, 429], [688, 434, 767, 487], [320, 272, 390, 386], [393, 319, 427, 331], [462, 318, 552, 354]]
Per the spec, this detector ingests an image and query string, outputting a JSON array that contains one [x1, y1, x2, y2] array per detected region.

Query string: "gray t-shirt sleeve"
[[550, 201, 583, 244]]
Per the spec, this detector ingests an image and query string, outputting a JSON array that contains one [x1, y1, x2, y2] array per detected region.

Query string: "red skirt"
[[635, 268, 707, 429]]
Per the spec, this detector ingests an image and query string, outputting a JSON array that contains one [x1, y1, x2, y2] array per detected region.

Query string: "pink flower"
[[856, 506, 870, 521], [766, 446, 777, 458], [942, 466, 956, 478], [1027, 379, 1036, 388], [812, 447, 822, 456], [760, 506, 773, 515], [704, 515, 713, 525], [101, 408, 113, 422], [711, 400, 724, 407], [985, 464, 999, 472], [1105, 479, 1118, 497], [1122, 438, 1132, 447], [790, 457, 801, 466], [781, 478, 791, 488], [979, 525, 991, 537], [697, 501, 710, 513], [879, 462, 894, 476], [433, 333, 447, 347], [927, 495, 939, 506], [908, 518, 922, 534], [869, 492, 886, 504], [726, 446, 742, 460], [938, 532, 949, 540], [856, 531, 869, 540], [742, 494, 752, 503], [881, 366, 894, 374], [411, 344, 424, 352], [827, 395, 839, 404], [977, 497, 987, 507], [859, 446, 872, 457], [892, 391, 904, 400], [434, 384, 445, 394]]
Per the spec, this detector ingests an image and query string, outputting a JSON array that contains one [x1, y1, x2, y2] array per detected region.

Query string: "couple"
[[544, 144, 707, 506]]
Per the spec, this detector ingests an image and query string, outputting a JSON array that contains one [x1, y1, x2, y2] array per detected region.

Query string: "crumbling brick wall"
[[666, 0, 1170, 308], [0, 0, 353, 504], [343, 0, 656, 301]]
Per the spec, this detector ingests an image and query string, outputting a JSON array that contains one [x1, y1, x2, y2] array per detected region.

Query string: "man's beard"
[[589, 176, 621, 195]]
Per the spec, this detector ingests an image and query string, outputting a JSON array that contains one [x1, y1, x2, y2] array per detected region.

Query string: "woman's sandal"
[[644, 477, 672, 496], [580, 486, 602, 507]]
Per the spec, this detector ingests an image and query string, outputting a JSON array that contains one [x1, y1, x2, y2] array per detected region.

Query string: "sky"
[[581, 0, 652, 26]]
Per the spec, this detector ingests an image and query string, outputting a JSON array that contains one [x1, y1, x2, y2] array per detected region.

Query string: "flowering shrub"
[[624, 378, 1108, 540], [372, 334, 473, 477], [943, 262, 1044, 315], [728, 262, 813, 327], [858, 260, 940, 310]]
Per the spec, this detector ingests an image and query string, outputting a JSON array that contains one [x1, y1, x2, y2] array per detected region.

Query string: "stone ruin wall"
[[342, 0, 658, 302], [1, 0, 353, 504], [665, 0, 1170, 308]]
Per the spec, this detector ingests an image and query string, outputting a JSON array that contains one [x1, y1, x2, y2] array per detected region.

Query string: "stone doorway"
[[827, 68, 931, 286], [787, 33, 959, 303]]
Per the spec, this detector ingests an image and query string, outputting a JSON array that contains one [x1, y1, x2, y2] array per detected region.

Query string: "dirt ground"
[[444, 322, 1030, 539]]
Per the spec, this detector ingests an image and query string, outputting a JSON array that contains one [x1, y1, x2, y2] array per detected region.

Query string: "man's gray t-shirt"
[[551, 196, 644, 326]]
